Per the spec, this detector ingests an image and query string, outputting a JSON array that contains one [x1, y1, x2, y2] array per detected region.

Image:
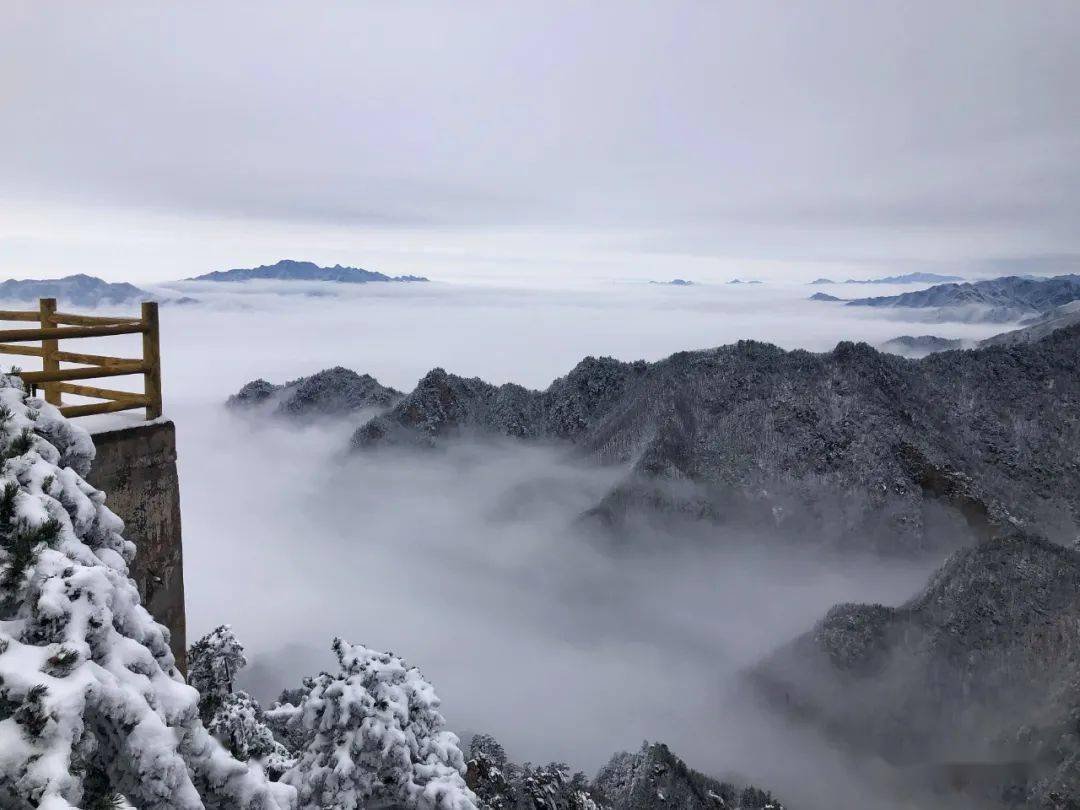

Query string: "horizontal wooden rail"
[[56, 383, 145, 402], [60, 399, 148, 418], [0, 343, 45, 357], [52, 312, 143, 327], [0, 298, 161, 420], [0, 310, 41, 322], [19, 364, 146, 384], [53, 350, 142, 368], [0, 323, 146, 343]]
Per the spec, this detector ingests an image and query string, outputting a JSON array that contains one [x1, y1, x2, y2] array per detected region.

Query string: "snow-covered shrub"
[[0, 376, 295, 809], [276, 638, 477, 809], [188, 625, 294, 779], [208, 691, 294, 779]]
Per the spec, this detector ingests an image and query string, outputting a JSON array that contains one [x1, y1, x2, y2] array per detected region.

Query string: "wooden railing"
[[0, 298, 161, 420]]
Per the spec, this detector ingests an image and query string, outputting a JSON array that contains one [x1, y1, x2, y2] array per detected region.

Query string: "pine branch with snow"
[[0, 376, 295, 809]]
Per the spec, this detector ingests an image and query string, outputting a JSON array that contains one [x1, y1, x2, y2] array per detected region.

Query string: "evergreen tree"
[[0, 376, 295, 809], [188, 625, 247, 723], [465, 734, 513, 808], [468, 734, 507, 769], [277, 638, 477, 809], [188, 625, 294, 779]]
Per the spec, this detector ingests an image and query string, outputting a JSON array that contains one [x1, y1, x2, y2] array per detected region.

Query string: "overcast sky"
[[2, 1, 1078, 283]]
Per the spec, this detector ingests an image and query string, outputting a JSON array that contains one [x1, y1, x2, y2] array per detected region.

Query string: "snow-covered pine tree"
[[0, 376, 295, 809], [464, 734, 513, 808], [276, 638, 477, 810], [188, 625, 294, 779], [467, 734, 507, 769], [188, 625, 247, 722]]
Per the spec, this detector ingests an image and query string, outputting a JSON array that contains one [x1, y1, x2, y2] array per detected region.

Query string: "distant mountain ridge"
[[811, 272, 963, 285], [979, 301, 1080, 347], [843, 274, 1080, 322], [0, 273, 150, 307], [190, 259, 428, 283], [879, 335, 964, 357]]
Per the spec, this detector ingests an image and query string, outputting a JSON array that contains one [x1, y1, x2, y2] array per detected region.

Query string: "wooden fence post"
[[141, 301, 162, 420], [38, 298, 60, 406]]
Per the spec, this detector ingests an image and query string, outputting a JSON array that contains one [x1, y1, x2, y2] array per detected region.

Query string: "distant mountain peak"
[[0, 274, 150, 307], [189, 259, 428, 284]]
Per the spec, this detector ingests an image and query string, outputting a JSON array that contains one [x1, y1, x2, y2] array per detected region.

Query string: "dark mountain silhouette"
[[190, 259, 427, 283]]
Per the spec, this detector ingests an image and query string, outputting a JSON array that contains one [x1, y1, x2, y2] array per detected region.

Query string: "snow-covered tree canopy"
[[0, 377, 294, 809], [275, 638, 477, 810]]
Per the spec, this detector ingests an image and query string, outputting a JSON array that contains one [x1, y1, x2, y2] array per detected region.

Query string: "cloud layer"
[[2, 1, 1078, 282]]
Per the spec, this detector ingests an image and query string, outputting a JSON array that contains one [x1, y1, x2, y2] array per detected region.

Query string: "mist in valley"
[[100, 281, 1010, 807]]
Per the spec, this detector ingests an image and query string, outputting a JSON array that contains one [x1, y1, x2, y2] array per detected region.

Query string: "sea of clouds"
[[49, 279, 1012, 807]]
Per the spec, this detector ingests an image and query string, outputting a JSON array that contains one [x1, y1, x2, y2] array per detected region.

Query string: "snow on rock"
[[351, 356, 646, 449], [0, 375, 295, 809], [276, 638, 477, 810], [592, 742, 785, 810], [228, 367, 402, 420]]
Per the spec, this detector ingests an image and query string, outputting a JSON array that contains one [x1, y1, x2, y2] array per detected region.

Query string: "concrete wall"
[[86, 420, 187, 671]]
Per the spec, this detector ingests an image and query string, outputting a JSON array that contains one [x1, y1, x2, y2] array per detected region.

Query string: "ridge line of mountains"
[[811, 273, 1080, 323], [0, 260, 428, 307]]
